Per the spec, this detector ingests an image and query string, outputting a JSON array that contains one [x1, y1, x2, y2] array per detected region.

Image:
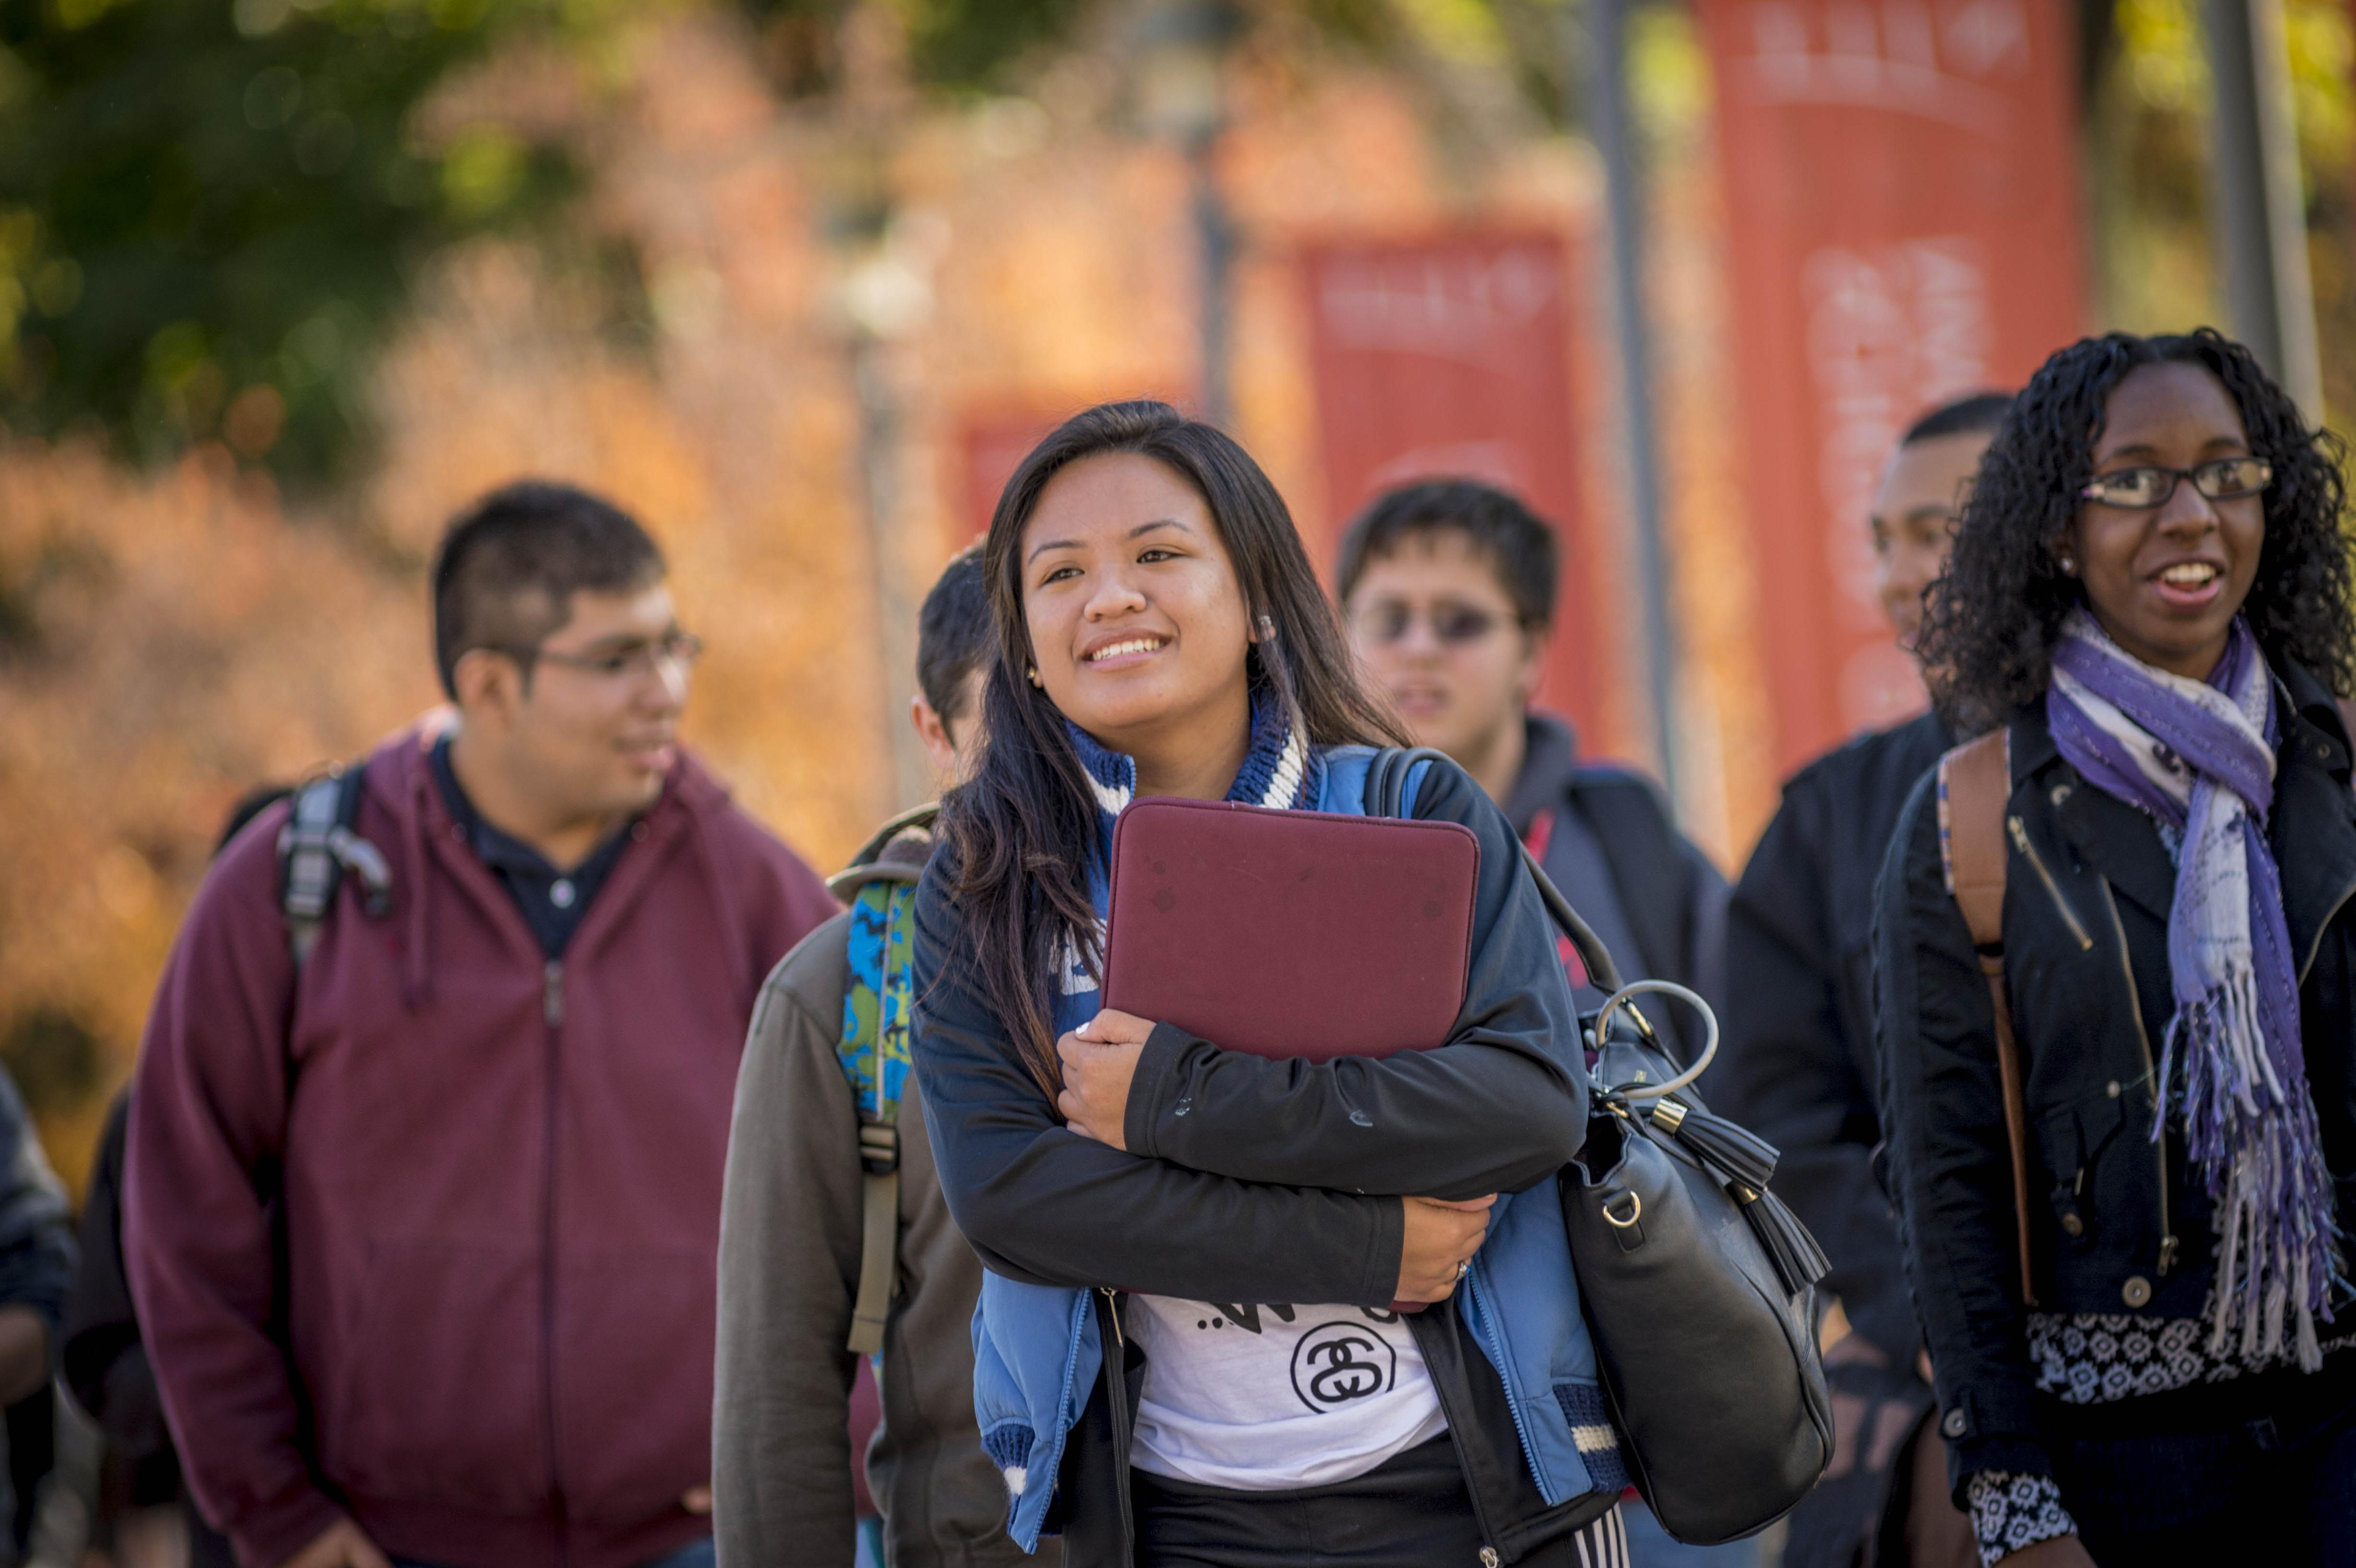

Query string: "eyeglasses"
[[1351, 600, 1510, 647], [492, 630, 706, 679], [2080, 457, 2272, 510]]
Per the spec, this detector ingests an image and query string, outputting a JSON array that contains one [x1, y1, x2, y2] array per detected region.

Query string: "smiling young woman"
[[909, 401, 1633, 1568], [1879, 331, 2356, 1567]]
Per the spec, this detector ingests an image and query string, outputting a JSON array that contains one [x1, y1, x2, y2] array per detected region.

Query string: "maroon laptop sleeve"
[[1101, 796, 1480, 1060]]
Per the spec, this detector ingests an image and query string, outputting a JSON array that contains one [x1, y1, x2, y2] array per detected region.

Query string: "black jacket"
[[910, 754, 1611, 1565], [1501, 714, 1727, 1060], [1872, 660, 2356, 1489], [1720, 710, 1949, 1366], [62, 1094, 237, 1568]]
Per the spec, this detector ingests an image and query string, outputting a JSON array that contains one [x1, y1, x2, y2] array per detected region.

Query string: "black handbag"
[[1366, 748, 1832, 1544]]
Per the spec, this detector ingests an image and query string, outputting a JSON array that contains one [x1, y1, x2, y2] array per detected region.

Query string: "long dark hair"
[[1920, 328, 2355, 734], [939, 400, 1406, 1097]]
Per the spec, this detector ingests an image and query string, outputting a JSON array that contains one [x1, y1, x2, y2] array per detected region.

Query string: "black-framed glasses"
[[492, 630, 706, 678], [1351, 599, 1511, 647], [2080, 457, 2272, 510]]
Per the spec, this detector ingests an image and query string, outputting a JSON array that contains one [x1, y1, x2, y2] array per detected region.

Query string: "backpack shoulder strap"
[[1935, 729, 2036, 1307], [1938, 731, 2010, 949], [828, 802, 940, 898], [838, 868, 920, 1356], [277, 763, 388, 967]]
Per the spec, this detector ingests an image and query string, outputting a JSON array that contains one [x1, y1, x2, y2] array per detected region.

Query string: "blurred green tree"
[[0, 0, 589, 483], [736, 0, 1096, 96]]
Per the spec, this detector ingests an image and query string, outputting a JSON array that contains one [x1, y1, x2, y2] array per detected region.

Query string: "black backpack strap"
[[277, 764, 391, 966]]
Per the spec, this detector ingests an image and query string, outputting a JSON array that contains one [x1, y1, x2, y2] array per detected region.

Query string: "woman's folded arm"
[[913, 862, 1405, 1307]]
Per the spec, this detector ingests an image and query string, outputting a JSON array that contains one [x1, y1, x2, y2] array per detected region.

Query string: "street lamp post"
[[1583, 0, 1681, 805], [1135, 0, 1239, 429], [2203, 0, 2323, 418]]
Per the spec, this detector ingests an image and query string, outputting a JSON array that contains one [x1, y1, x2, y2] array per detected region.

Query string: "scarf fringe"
[[2061, 609, 2353, 1369], [2174, 981, 2346, 1367]]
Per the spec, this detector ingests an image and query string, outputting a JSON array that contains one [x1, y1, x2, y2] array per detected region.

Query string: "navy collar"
[[428, 735, 634, 880]]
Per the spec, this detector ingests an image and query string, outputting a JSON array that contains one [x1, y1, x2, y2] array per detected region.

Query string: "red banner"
[[1696, 0, 2086, 774], [955, 408, 1069, 537], [1300, 232, 1608, 747]]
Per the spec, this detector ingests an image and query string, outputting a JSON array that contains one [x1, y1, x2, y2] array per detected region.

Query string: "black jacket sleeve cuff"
[[1125, 1022, 1199, 1158], [1361, 1190, 1405, 1307]]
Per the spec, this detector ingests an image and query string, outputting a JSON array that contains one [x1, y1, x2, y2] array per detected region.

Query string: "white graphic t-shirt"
[[1124, 1294, 1449, 1490]]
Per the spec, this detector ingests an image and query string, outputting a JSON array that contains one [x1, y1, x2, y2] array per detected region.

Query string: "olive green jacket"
[[714, 873, 1048, 1568]]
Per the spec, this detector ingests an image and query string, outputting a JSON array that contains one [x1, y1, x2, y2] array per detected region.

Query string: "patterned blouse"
[[1964, 796, 2352, 1561], [1965, 1311, 2353, 1562]]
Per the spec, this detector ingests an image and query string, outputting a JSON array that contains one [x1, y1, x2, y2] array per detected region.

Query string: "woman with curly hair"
[[1874, 329, 2356, 1566]]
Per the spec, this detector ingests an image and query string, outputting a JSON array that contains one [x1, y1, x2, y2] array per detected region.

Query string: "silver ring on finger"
[[1457, 1259, 1471, 1280]]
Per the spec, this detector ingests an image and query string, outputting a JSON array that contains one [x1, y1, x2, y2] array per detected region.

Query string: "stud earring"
[[1257, 614, 1275, 638], [1026, 665, 1042, 687], [2058, 554, 2076, 575]]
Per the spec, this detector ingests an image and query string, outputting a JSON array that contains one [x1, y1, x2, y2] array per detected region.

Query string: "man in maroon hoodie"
[[125, 482, 839, 1568]]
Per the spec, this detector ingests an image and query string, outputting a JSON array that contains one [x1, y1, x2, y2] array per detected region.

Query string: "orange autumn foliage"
[[0, 7, 1771, 1194]]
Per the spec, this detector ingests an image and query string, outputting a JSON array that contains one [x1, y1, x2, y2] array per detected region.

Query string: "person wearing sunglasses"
[[1335, 480, 1726, 1062], [1334, 481, 1730, 1566], [124, 482, 839, 1568], [1875, 330, 2356, 1565]]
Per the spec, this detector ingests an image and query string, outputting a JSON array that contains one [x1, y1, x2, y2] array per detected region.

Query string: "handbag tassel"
[[1733, 1183, 1831, 1296], [1650, 1102, 1779, 1192], [1636, 1099, 1825, 1297]]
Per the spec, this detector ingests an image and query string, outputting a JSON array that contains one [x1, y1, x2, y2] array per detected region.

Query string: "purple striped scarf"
[[2047, 610, 2342, 1364]]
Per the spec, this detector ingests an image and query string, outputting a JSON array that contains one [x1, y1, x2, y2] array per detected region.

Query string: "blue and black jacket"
[[911, 709, 1625, 1565]]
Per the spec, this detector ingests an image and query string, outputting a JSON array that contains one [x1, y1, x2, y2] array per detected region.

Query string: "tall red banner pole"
[[1300, 231, 1608, 748], [1694, 0, 2088, 775]]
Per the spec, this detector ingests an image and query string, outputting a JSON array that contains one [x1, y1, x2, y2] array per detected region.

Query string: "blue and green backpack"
[[825, 803, 936, 1356]]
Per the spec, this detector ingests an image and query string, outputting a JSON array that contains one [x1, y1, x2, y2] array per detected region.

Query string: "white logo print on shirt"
[[1127, 1295, 1449, 1489], [1290, 1316, 1399, 1410]]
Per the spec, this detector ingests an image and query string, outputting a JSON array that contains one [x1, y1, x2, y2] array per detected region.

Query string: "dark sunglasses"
[[2080, 457, 2272, 510], [1352, 600, 1508, 647]]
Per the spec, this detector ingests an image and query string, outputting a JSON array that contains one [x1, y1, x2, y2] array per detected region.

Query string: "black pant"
[[1130, 1433, 1626, 1568], [2040, 1356, 2356, 1562]]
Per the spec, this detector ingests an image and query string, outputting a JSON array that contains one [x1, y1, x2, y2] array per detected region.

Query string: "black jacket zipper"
[[2096, 880, 2177, 1273], [1405, 1310, 1504, 1565], [2008, 815, 2093, 951], [1096, 1288, 1134, 1560]]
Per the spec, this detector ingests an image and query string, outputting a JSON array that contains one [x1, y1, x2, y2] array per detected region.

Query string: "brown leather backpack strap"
[[1937, 730, 2037, 1308]]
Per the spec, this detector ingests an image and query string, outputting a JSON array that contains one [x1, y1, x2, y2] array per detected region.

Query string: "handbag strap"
[[1364, 745, 1624, 992], [1936, 729, 2037, 1308]]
